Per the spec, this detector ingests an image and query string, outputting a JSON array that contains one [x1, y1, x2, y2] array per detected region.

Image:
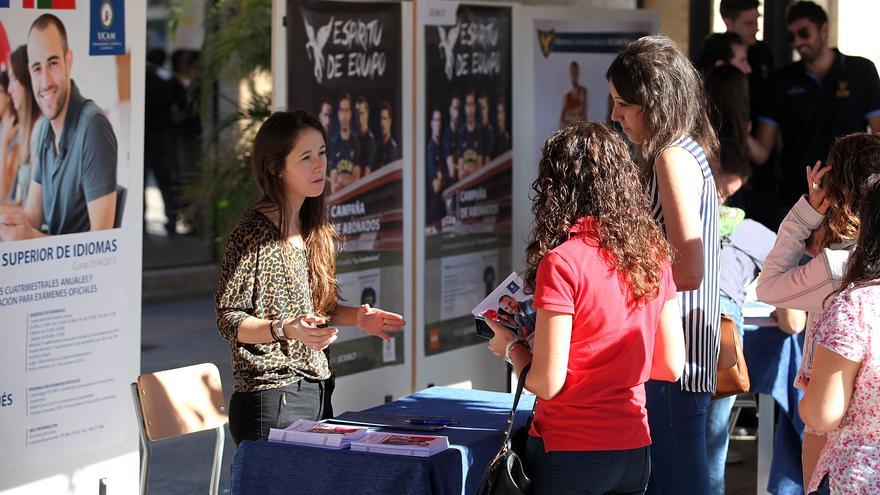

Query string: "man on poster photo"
[[328, 92, 359, 193], [457, 88, 482, 179], [492, 97, 511, 159], [478, 91, 493, 166], [442, 92, 460, 186], [318, 97, 333, 138], [374, 101, 398, 167], [0, 14, 118, 242], [354, 95, 377, 177], [559, 61, 588, 128], [426, 106, 446, 224]]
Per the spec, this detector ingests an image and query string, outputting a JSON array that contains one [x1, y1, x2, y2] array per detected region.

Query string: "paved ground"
[[141, 294, 762, 494], [141, 297, 235, 495]]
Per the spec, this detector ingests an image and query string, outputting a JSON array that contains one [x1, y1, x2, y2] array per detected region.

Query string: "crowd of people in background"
[[212, 1, 880, 494], [481, 1, 880, 494], [144, 47, 201, 236]]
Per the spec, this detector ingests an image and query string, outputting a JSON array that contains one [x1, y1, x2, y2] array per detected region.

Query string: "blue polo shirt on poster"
[[33, 80, 118, 235]]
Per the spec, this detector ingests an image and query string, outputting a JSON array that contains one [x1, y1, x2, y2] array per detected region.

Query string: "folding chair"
[[131, 363, 227, 495]]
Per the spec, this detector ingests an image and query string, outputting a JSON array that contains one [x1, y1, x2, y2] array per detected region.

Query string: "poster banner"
[[0, 1, 136, 469], [532, 17, 653, 148], [288, 0, 404, 376], [423, 4, 512, 355]]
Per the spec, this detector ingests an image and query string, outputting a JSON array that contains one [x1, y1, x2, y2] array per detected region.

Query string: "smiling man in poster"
[[0, 13, 117, 242]]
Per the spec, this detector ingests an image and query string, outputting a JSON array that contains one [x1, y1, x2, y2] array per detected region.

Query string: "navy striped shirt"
[[648, 136, 720, 393]]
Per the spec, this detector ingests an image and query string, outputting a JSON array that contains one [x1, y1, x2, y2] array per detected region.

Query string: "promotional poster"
[[287, 0, 404, 375], [532, 17, 654, 152], [423, 4, 513, 355], [0, 0, 138, 470]]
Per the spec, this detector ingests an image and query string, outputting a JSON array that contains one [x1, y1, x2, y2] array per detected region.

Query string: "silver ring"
[[811, 182, 819, 190]]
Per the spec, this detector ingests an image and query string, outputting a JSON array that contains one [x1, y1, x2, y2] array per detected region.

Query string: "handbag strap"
[[500, 363, 532, 446]]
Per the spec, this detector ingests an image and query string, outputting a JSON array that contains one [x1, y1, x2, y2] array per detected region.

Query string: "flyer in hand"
[[350, 432, 450, 457], [268, 419, 369, 449], [471, 271, 535, 343]]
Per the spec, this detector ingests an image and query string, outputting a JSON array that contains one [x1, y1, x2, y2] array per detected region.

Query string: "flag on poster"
[[1, 0, 76, 7]]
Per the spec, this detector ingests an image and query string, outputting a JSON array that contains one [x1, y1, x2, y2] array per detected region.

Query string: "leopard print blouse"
[[216, 209, 331, 392]]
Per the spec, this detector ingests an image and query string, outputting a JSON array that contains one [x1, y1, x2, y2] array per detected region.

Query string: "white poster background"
[[440, 250, 498, 321], [335, 268, 381, 344], [0, 231, 129, 468], [0, 3, 143, 489], [532, 17, 657, 163]]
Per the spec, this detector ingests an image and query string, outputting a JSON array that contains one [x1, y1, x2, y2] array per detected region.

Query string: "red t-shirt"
[[529, 217, 677, 451]]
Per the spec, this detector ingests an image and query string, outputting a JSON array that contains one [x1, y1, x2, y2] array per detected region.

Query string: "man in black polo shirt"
[[720, 0, 774, 121], [696, 32, 752, 76], [755, 1, 880, 222]]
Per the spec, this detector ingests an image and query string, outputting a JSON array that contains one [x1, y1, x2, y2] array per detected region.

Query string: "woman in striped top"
[[607, 35, 721, 494]]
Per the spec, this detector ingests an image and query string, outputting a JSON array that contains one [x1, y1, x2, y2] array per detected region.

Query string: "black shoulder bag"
[[477, 364, 533, 495]]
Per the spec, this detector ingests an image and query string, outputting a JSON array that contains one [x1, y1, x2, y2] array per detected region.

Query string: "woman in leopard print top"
[[216, 110, 405, 445]]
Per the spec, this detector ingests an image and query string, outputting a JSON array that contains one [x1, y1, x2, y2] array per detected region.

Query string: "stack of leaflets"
[[268, 419, 369, 449], [350, 432, 450, 457], [472, 271, 535, 345]]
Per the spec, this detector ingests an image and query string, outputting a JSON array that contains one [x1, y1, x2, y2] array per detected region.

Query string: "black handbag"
[[477, 364, 533, 495]]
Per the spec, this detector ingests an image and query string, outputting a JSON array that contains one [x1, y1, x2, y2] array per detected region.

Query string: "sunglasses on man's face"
[[786, 27, 811, 43]]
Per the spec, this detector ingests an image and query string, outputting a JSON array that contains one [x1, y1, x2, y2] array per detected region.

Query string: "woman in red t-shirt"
[[485, 122, 685, 494]]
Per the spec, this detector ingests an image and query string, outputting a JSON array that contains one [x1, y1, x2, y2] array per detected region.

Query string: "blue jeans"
[[705, 294, 744, 494], [524, 435, 650, 494], [645, 380, 712, 495]]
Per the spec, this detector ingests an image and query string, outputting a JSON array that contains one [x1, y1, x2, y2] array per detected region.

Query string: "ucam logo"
[[101, 0, 113, 29]]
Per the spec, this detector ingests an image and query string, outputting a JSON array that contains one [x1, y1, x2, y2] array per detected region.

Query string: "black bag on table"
[[477, 364, 533, 495]]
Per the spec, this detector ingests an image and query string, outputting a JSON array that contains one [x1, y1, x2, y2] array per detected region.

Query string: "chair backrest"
[[135, 363, 227, 441], [114, 184, 127, 229]]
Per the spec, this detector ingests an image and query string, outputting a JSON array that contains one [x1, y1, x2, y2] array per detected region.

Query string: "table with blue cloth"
[[230, 386, 535, 495], [743, 307, 806, 495]]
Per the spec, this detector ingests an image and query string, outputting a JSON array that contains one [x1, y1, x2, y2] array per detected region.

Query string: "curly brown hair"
[[524, 122, 673, 306], [822, 132, 880, 249]]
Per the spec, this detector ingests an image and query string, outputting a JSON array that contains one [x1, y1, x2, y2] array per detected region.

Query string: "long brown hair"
[[606, 35, 720, 180], [822, 133, 880, 249], [251, 110, 339, 315], [9, 45, 41, 165], [838, 174, 880, 293], [704, 64, 751, 179], [525, 122, 672, 306]]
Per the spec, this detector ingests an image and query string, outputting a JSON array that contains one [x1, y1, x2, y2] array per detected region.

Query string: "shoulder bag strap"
[[500, 363, 532, 445]]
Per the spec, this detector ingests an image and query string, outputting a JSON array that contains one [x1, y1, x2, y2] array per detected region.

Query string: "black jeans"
[[524, 435, 651, 495], [228, 377, 334, 446]]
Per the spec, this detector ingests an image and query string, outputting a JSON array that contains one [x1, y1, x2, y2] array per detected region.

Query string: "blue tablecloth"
[[743, 324, 806, 495], [230, 386, 536, 495]]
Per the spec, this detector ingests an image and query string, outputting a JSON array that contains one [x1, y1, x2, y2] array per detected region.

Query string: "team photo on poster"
[[288, 0, 404, 375], [423, 4, 513, 355]]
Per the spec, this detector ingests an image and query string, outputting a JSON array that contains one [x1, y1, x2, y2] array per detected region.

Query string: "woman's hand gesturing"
[[283, 315, 338, 350], [356, 304, 405, 341]]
